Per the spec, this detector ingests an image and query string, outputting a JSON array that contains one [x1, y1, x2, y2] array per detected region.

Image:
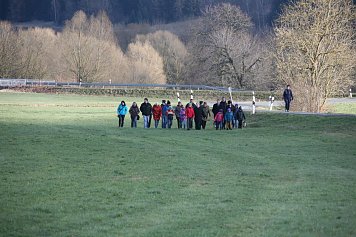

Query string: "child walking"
[[224, 108, 234, 130], [214, 109, 224, 130], [179, 107, 187, 129], [167, 106, 175, 129]]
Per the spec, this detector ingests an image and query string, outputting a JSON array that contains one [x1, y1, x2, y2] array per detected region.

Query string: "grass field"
[[0, 92, 356, 237]]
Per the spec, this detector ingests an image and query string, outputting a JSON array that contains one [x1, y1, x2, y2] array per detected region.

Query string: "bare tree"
[[189, 3, 265, 88], [126, 41, 166, 84], [274, 0, 355, 112], [60, 10, 126, 83], [17, 28, 52, 79], [136, 30, 188, 84], [0, 22, 21, 78]]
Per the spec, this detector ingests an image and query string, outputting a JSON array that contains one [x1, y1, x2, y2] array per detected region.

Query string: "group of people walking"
[[117, 97, 246, 130]]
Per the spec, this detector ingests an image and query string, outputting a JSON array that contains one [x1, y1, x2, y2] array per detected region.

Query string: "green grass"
[[1, 92, 356, 237], [328, 102, 356, 114]]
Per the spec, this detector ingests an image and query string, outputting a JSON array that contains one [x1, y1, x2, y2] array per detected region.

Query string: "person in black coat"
[[219, 97, 227, 129], [194, 102, 203, 130], [236, 106, 246, 129], [212, 98, 220, 118], [283, 85, 293, 112], [140, 98, 152, 128]]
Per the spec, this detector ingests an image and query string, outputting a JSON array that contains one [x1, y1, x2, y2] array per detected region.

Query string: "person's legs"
[[162, 115, 167, 128], [202, 120, 206, 129], [228, 122, 232, 130], [119, 115, 125, 127], [182, 120, 186, 129], [238, 120, 242, 129], [154, 120, 159, 128], [144, 115, 149, 128], [133, 117, 137, 128], [285, 100, 290, 112], [148, 114, 152, 128]]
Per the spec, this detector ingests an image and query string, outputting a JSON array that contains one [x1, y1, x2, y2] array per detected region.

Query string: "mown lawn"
[[0, 92, 355, 237]]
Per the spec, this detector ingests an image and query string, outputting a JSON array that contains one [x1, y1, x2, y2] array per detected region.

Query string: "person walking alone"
[[283, 85, 293, 112]]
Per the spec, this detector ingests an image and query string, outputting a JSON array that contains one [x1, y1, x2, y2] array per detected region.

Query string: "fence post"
[[269, 95, 275, 111], [350, 88, 353, 98], [190, 90, 194, 100], [228, 87, 233, 103], [177, 92, 181, 102], [252, 91, 256, 114]]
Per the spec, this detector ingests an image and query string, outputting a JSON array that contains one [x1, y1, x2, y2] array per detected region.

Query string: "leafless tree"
[[126, 41, 166, 84], [0, 22, 21, 78], [189, 3, 266, 88], [136, 30, 188, 84], [274, 0, 355, 112], [60, 10, 126, 83]]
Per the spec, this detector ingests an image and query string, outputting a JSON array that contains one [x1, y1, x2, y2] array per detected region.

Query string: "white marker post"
[[177, 92, 181, 102], [252, 91, 256, 115], [269, 95, 275, 111], [350, 88, 353, 98], [190, 90, 194, 100], [228, 87, 233, 104]]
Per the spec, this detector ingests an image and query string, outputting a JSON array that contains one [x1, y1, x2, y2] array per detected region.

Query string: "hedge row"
[[8, 86, 280, 101]]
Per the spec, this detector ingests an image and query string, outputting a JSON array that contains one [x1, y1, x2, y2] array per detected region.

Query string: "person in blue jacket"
[[117, 101, 128, 127]]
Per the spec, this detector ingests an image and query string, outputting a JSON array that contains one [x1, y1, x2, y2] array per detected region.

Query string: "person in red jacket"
[[185, 103, 195, 130], [152, 103, 162, 128]]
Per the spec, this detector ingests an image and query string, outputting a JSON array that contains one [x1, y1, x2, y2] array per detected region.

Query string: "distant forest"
[[0, 0, 288, 29]]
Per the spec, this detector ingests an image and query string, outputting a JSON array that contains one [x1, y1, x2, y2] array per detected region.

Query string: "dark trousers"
[[238, 120, 243, 129], [285, 99, 291, 111], [148, 114, 152, 128], [187, 118, 193, 130], [118, 115, 125, 127], [195, 119, 202, 130], [176, 116, 181, 128], [202, 120, 207, 129]]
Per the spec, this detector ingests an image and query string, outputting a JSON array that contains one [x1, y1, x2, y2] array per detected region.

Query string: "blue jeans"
[[143, 115, 150, 128], [162, 115, 167, 128], [167, 119, 173, 129], [131, 117, 137, 128], [181, 119, 187, 129]]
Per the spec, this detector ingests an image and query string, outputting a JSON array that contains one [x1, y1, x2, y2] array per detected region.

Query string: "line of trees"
[[1, 1, 355, 112], [0, 4, 273, 89], [1, 0, 288, 30]]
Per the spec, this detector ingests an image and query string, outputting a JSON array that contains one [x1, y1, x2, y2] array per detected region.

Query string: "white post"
[[109, 79, 112, 84], [350, 88, 353, 98], [190, 90, 194, 100], [228, 87, 233, 103], [252, 91, 256, 115], [177, 92, 181, 102], [269, 95, 274, 111]]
